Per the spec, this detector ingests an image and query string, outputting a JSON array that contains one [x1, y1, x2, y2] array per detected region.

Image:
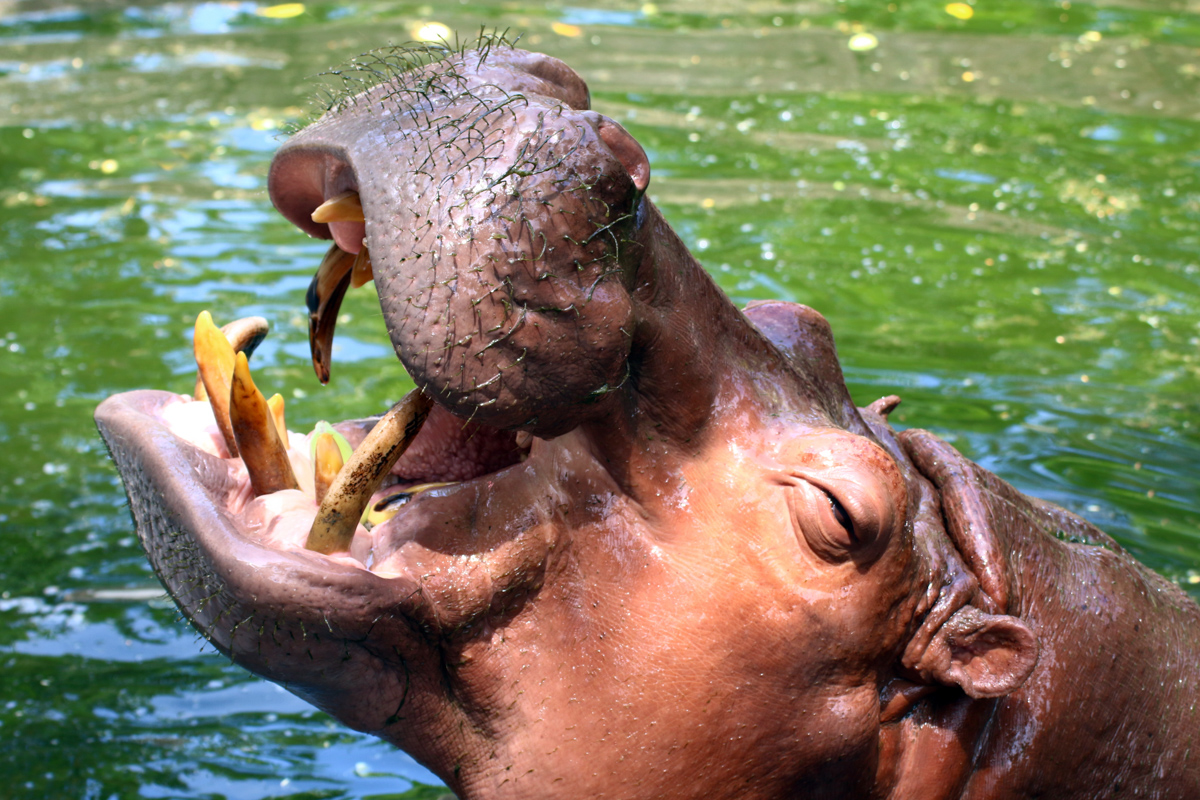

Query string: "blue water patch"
[[187, 2, 255, 35], [934, 168, 998, 184], [1084, 123, 1123, 142], [561, 7, 641, 26]]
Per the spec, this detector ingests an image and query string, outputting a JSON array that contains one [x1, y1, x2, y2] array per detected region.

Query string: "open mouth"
[[98, 43, 651, 655], [162, 188, 531, 576]]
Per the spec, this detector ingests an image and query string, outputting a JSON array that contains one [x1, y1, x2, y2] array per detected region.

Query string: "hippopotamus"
[[95, 41, 1200, 799]]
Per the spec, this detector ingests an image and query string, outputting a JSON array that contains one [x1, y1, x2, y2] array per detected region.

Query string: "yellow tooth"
[[266, 393, 288, 449], [311, 191, 365, 223], [350, 245, 374, 289], [362, 487, 410, 529], [362, 482, 456, 529], [193, 316, 269, 401], [312, 432, 344, 506], [229, 352, 299, 496], [306, 389, 434, 554], [194, 311, 240, 457], [307, 243, 356, 385]]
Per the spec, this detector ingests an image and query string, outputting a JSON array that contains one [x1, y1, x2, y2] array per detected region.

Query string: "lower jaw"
[[163, 389, 532, 576]]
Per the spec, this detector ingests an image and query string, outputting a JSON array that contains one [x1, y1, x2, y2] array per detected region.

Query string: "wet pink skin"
[[96, 46, 1200, 799]]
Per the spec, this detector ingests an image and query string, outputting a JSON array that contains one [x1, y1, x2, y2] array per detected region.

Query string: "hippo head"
[[96, 42, 1039, 799]]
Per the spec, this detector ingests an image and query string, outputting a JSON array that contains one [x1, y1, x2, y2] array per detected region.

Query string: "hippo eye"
[[784, 478, 869, 562], [825, 491, 854, 538]]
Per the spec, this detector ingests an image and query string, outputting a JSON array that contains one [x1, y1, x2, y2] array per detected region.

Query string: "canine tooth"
[[229, 352, 299, 496], [312, 432, 344, 506], [307, 243, 355, 384], [306, 389, 434, 554], [311, 191, 364, 224], [350, 245, 374, 289], [193, 316, 270, 401], [194, 311, 240, 457], [266, 393, 288, 449]]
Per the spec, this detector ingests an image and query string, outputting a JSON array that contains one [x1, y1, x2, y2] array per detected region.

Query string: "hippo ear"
[[918, 606, 1038, 699], [595, 116, 650, 193], [898, 427, 1042, 698]]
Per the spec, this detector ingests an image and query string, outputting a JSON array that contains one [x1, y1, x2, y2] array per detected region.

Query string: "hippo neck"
[[580, 198, 803, 498]]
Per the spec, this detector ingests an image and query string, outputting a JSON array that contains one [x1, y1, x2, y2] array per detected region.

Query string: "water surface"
[[2, 0, 1198, 796]]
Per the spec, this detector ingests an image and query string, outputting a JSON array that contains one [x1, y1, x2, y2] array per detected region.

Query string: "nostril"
[[509, 52, 590, 110], [267, 146, 359, 242]]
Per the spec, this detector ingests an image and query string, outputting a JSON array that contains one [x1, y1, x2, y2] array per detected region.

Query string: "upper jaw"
[[268, 60, 645, 434]]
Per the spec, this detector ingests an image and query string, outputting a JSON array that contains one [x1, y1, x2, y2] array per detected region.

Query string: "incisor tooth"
[[306, 389, 433, 554], [229, 352, 299, 496], [307, 243, 355, 384], [311, 191, 365, 223], [193, 316, 270, 400], [312, 432, 344, 506], [194, 311, 240, 457], [350, 245, 374, 289], [266, 393, 288, 449]]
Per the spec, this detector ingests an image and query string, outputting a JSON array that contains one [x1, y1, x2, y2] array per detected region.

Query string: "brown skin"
[[96, 43, 1200, 799]]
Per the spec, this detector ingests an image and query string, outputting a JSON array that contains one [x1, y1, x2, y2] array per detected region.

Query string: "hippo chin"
[[96, 42, 1200, 799]]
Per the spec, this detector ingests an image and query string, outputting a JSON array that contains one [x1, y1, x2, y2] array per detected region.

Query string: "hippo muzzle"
[[269, 45, 648, 436], [96, 40, 1200, 800]]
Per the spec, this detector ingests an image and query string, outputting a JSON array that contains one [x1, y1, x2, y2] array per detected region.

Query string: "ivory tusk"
[[311, 190, 365, 224], [307, 243, 355, 384], [229, 352, 299, 496], [350, 245, 374, 289], [193, 316, 269, 401], [306, 389, 433, 554], [312, 431, 345, 506], [193, 311, 239, 456], [266, 393, 288, 449]]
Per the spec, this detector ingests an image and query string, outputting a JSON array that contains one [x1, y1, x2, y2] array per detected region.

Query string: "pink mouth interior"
[[328, 220, 366, 254], [157, 393, 524, 572], [387, 404, 522, 483]]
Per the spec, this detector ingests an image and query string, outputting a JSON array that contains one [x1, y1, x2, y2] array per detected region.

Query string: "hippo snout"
[[268, 46, 650, 435]]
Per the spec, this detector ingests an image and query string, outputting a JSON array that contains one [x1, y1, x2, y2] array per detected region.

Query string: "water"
[[1, 1, 1197, 797]]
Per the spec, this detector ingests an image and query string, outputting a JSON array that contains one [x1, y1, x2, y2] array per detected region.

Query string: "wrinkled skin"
[[96, 45, 1200, 799]]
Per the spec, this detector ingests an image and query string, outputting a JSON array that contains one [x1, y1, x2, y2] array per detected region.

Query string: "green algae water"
[[1, 1, 1198, 796]]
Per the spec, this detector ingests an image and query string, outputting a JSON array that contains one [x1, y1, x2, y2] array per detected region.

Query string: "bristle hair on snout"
[[288, 29, 522, 135]]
